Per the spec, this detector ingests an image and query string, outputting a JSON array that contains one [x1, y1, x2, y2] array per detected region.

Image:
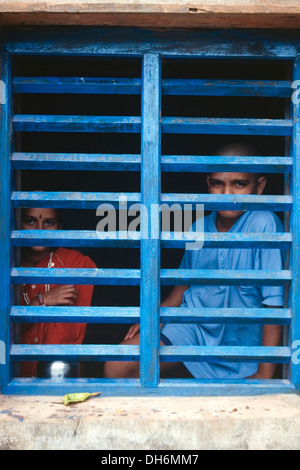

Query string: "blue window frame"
[[0, 28, 299, 395]]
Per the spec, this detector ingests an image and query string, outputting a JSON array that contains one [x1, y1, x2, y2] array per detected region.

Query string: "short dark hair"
[[214, 142, 264, 182], [215, 142, 258, 157]]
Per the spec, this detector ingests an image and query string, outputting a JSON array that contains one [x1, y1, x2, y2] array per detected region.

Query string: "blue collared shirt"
[[161, 210, 285, 379]]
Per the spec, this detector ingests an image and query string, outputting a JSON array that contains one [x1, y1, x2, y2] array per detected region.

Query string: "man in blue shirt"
[[104, 145, 284, 380]]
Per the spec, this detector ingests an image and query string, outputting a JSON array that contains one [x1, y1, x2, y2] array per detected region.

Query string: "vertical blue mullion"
[[0, 50, 12, 389], [282, 65, 293, 381], [291, 56, 300, 389], [140, 53, 161, 387]]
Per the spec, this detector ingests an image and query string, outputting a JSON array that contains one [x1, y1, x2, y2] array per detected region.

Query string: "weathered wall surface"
[[0, 0, 300, 28], [0, 393, 300, 450]]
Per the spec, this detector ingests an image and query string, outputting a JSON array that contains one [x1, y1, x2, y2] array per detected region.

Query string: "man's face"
[[206, 172, 266, 222]]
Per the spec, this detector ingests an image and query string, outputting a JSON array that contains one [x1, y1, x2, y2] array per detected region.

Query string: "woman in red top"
[[20, 207, 96, 377]]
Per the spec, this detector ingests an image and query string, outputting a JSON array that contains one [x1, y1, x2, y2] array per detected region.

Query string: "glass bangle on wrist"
[[37, 293, 45, 306]]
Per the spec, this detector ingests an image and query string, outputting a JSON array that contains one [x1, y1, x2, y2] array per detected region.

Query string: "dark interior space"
[[13, 55, 290, 378]]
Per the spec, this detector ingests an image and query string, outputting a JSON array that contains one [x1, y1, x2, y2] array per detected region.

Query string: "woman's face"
[[22, 208, 60, 231], [22, 207, 60, 253]]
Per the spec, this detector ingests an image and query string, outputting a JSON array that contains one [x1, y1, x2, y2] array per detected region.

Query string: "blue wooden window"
[[0, 28, 299, 395]]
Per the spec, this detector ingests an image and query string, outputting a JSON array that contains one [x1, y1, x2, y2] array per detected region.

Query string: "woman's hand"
[[41, 285, 78, 306]]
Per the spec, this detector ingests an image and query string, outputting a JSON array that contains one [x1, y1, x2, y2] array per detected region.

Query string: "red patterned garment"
[[20, 247, 96, 377]]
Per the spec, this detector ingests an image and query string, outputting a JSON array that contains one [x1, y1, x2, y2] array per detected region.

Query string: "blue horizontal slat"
[[11, 344, 140, 362], [162, 79, 293, 97], [12, 115, 293, 136], [10, 306, 291, 325], [162, 193, 292, 212], [2, 378, 294, 397], [12, 115, 141, 133], [13, 77, 292, 98], [11, 267, 141, 285], [10, 267, 291, 286], [11, 153, 141, 171], [161, 155, 293, 173], [160, 346, 291, 363], [10, 344, 291, 363], [11, 152, 293, 174], [11, 306, 140, 323], [11, 230, 292, 249], [11, 191, 292, 211], [12, 191, 140, 209], [162, 117, 292, 136], [160, 307, 291, 325], [11, 230, 141, 248], [13, 77, 141, 94], [160, 269, 291, 286], [161, 232, 292, 249]]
